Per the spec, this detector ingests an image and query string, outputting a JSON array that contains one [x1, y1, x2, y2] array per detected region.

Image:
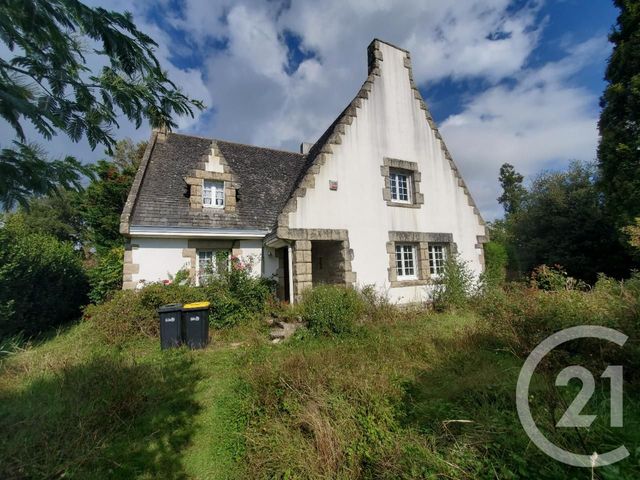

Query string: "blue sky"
[[0, 0, 620, 219]]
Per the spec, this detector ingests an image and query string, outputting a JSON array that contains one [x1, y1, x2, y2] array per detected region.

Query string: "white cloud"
[[188, 0, 545, 150], [440, 35, 610, 219], [1, 0, 612, 222]]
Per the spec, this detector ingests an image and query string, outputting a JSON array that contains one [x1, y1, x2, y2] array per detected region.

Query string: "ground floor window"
[[197, 249, 230, 285], [428, 244, 446, 276], [395, 244, 418, 279]]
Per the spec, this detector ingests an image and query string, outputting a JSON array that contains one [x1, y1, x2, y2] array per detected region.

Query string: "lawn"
[[1, 308, 638, 479]]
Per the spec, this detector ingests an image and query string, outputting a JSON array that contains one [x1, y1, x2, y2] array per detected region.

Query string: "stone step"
[[269, 329, 286, 340]]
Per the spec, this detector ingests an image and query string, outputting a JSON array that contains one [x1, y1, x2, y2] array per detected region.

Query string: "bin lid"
[[158, 303, 183, 313], [183, 301, 211, 310]]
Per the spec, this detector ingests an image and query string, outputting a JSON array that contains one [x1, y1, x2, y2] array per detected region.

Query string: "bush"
[[529, 264, 587, 291], [481, 241, 507, 289], [84, 290, 158, 343], [84, 272, 276, 343], [201, 254, 276, 327], [431, 253, 475, 311], [0, 226, 88, 338], [85, 284, 209, 344], [300, 285, 364, 336], [475, 274, 640, 376], [87, 247, 124, 304]]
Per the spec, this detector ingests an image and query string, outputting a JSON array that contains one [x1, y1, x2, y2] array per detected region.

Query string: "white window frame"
[[395, 243, 418, 280], [196, 249, 230, 285], [428, 244, 447, 277], [202, 180, 225, 208], [389, 170, 412, 203]]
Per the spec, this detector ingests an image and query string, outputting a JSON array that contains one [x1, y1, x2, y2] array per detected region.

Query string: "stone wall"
[[282, 229, 357, 301], [122, 239, 140, 290]]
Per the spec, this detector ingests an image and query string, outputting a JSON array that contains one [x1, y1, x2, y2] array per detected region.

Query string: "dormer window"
[[203, 180, 224, 208], [390, 170, 412, 203]]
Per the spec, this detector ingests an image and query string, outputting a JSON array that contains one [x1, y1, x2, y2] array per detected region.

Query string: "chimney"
[[153, 125, 169, 142], [300, 142, 313, 155]]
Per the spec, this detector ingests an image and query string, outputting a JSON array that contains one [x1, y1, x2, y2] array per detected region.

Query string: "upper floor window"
[[428, 244, 446, 276], [390, 170, 412, 203], [395, 244, 417, 279], [203, 180, 224, 208]]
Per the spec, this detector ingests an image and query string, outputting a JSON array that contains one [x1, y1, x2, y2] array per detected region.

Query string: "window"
[[390, 170, 412, 203], [197, 249, 229, 285], [428, 245, 446, 276], [395, 244, 417, 279], [203, 180, 224, 208]]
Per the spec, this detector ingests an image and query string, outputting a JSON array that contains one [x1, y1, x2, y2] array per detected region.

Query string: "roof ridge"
[[166, 131, 303, 156], [215, 138, 304, 156]]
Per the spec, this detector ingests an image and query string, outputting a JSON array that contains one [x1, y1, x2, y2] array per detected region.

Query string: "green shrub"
[[200, 254, 276, 327], [0, 226, 88, 338], [137, 283, 208, 310], [529, 264, 587, 291], [475, 274, 640, 375], [359, 284, 398, 323], [431, 253, 475, 311], [87, 247, 124, 304], [300, 285, 364, 336], [202, 285, 247, 329], [84, 284, 208, 344], [84, 290, 157, 343], [84, 271, 275, 343], [481, 241, 507, 289]]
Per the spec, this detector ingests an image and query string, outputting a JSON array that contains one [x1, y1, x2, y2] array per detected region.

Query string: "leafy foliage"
[[476, 273, 640, 371], [3, 189, 85, 244], [498, 161, 634, 282], [0, 221, 87, 337], [0, 0, 203, 207], [623, 217, 640, 251], [497, 162, 526, 216], [87, 246, 124, 304], [0, 142, 91, 209], [481, 240, 507, 289], [299, 284, 364, 336], [431, 253, 475, 311], [82, 139, 146, 252], [529, 264, 587, 292], [86, 260, 276, 343], [201, 255, 276, 328], [598, 0, 640, 229]]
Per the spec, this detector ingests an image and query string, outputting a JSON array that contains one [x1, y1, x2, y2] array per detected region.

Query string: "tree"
[[512, 162, 631, 282], [3, 189, 85, 244], [0, 219, 88, 337], [0, 0, 203, 209], [597, 0, 640, 229], [497, 163, 526, 216], [82, 139, 146, 253], [623, 218, 640, 251]]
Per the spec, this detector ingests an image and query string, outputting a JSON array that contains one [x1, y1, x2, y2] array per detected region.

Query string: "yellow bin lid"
[[183, 301, 210, 309]]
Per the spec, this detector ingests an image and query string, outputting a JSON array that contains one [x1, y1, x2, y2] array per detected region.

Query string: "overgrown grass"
[[0, 321, 251, 479], [1, 276, 639, 479]]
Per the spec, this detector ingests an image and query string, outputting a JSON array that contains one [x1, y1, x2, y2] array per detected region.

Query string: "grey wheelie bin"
[[158, 303, 183, 349], [182, 302, 210, 349]]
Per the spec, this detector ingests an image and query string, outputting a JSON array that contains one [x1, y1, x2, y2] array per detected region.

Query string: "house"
[[120, 39, 488, 303]]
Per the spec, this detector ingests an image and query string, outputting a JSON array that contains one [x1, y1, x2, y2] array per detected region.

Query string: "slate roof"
[[128, 133, 307, 231]]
